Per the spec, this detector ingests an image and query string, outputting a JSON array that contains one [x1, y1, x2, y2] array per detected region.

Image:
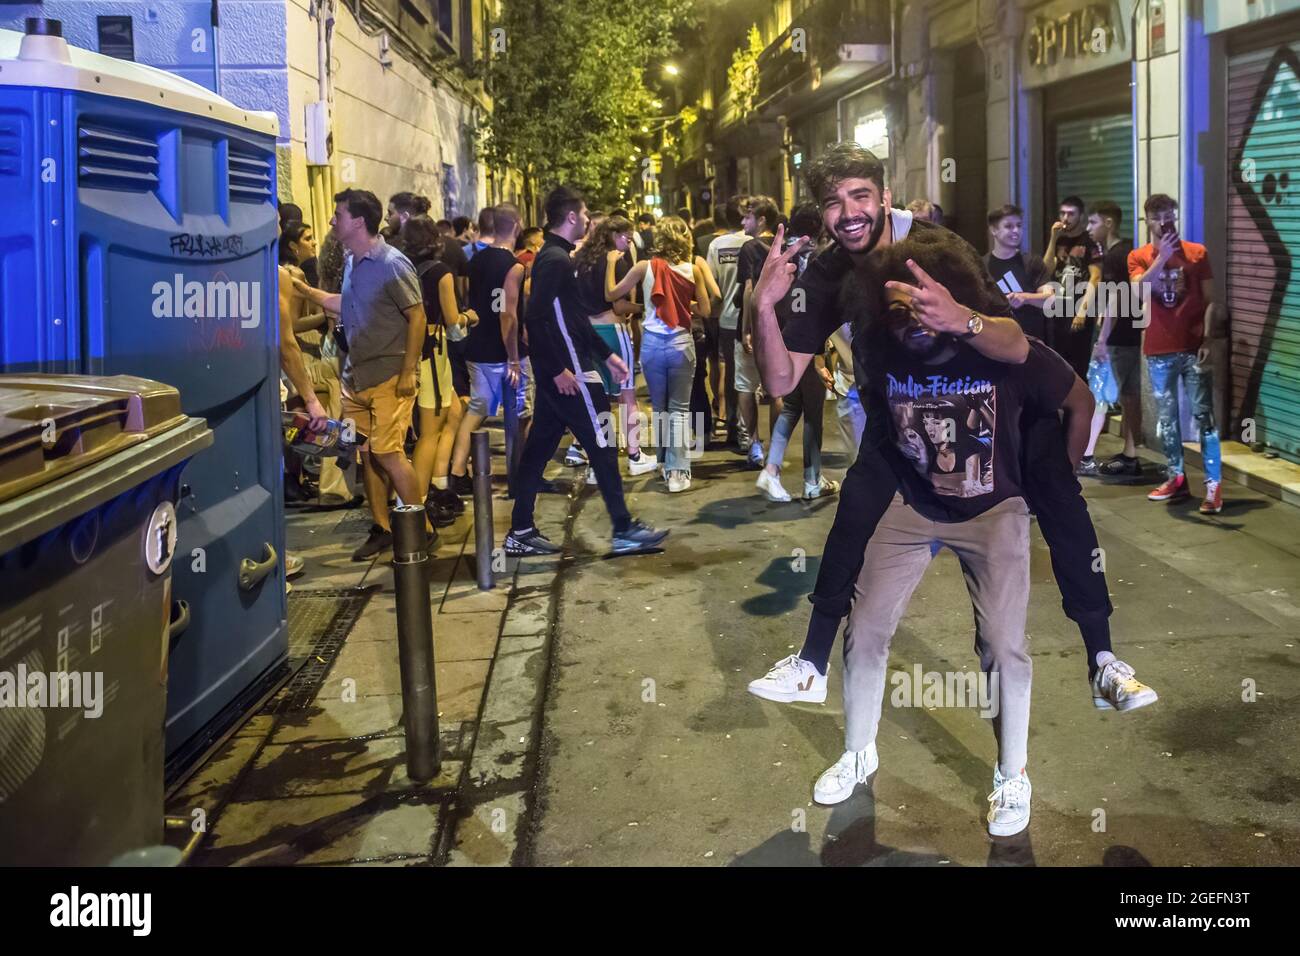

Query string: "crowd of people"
[[272, 138, 1228, 838]]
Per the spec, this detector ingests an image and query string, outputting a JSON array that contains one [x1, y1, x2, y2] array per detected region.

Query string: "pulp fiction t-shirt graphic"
[[887, 373, 996, 498]]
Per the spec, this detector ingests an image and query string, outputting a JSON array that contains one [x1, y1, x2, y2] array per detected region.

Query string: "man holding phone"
[[1128, 194, 1224, 514]]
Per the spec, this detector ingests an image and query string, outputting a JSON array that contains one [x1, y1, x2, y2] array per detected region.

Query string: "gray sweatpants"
[[842, 494, 1032, 777]]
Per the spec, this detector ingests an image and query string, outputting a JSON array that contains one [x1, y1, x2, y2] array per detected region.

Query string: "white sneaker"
[[564, 444, 587, 467], [813, 744, 879, 805], [666, 470, 691, 493], [627, 452, 658, 476], [805, 476, 840, 499], [1092, 659, 1158, 712], [585, 466, 598, 486], [747, 654, 826, 703], [987, 768, 1032, 836], [756, 470, 792, 502]]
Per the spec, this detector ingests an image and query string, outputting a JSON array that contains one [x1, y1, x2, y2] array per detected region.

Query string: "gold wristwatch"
[[960, 310, 984, 339]]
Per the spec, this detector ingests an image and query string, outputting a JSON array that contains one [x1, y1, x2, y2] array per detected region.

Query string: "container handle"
[[168, 600, 191, 641], [238, 542, 278, 591]]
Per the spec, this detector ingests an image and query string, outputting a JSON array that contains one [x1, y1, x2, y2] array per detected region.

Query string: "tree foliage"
[[727, 24, 763, 118], [478, 0, 695, 213]]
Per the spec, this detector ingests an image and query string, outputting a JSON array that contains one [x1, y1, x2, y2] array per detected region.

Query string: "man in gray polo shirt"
[[297, 188, 429, 559]]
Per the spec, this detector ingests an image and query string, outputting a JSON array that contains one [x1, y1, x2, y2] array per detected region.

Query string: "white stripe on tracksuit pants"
[[508, 300, 631, 534]]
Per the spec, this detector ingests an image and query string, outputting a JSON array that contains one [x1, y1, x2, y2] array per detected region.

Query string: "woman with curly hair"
[[605, 216, 720, 492], [574, 215, 655, 478]]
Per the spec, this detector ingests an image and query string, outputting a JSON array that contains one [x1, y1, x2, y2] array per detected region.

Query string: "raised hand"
[[752, 224, 810, 312], [883, 258, 969, 336]]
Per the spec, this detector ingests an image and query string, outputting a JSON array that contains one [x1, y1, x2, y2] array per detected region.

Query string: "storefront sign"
[[1022, 0, 1128, 88]]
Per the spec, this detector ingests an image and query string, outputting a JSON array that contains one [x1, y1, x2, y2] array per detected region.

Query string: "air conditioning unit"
[[305, 100, 330, 165]]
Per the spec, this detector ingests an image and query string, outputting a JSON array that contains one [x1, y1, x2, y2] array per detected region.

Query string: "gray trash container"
[[0, 373, 212, 865]]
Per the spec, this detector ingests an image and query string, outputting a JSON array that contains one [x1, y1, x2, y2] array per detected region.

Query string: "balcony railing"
[[755, 0, 891, 107]]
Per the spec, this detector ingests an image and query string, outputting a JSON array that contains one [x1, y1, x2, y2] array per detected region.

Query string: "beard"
[[835, 209, 888, 251], [899, 326, 954, 359]]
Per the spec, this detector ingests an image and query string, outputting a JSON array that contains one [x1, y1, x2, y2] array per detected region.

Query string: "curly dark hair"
[[575, 215, 633, 276], [804, 142, 885, 206], [841, 227, 1008, 344], [400, 215, 445, 263]]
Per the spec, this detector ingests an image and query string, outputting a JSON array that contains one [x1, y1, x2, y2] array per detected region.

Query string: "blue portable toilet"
[[0, 19, 289, 769]]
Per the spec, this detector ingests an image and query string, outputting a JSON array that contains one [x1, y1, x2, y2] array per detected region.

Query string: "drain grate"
[[261, 587, 375, 716]]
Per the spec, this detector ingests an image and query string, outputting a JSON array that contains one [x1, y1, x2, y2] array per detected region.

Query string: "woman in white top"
[[606, 216, 719, 492]]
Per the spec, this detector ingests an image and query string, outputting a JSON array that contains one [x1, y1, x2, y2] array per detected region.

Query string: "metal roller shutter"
[[1053, 112, 1135, 244], [1227, 16, 1300, 462]]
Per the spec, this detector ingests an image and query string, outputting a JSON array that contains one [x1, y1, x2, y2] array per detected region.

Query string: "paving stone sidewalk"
[[165, 436, 574, 866]]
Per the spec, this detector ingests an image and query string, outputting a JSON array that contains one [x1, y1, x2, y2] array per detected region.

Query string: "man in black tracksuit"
[[505, 186, 668, 557]]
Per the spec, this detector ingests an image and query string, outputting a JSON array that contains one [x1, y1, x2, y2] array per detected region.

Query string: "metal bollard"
[[471, 429, 495, 591], [390, 503, 440, 782]]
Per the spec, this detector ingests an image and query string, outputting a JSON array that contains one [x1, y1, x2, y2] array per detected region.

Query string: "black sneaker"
[[425, 494, 457, 528], [1099, 454, 1143, 478], [611, 519, 669, 555], [351, 524, 393, 562], [437, 486, 465, 516], [1075, 456, 1100, 478], [504, 527, 562, 556], [451, 472, 474, 496]]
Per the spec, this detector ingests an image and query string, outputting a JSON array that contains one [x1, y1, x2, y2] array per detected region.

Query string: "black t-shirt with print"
[[733, 236, 772, 313], [985, 252, 1053, 340], [861, 336, 1075, 523], [1099, 239, 1139, 347], [1049, 229, 1097, 293], [781, 220, 1014, 392]]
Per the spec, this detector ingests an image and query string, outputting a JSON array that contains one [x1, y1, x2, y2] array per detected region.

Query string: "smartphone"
[[1160, 221, 1176, 238]]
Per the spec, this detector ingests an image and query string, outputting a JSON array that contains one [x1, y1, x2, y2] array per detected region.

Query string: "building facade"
[[1, 0, 501, 231]]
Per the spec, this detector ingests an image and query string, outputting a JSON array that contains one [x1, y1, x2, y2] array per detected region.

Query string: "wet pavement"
[[527, 411, 1300, 867], [166, 426, 568, 866]]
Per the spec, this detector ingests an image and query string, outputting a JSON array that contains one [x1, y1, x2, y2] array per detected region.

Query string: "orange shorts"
[[341, 373, 416, 455]]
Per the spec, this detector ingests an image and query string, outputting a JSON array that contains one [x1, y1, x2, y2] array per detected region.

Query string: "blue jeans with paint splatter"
[[1146, 350, 1221, 484]]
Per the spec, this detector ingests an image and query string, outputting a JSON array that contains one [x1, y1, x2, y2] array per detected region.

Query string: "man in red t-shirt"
[[1128, 194, 1224, 513]]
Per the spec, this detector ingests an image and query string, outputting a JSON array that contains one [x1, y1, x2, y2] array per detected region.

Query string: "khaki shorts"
[[342, 373, 416, 455]]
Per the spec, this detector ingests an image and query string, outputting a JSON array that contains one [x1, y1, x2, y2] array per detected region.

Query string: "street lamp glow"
[[663, 63, 680, 77], [641, 125, 649, 132], [651, 99, 663, 110]]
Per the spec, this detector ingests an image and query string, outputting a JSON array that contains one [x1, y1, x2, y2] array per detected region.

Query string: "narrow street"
[[526, 420, 1300, 866]]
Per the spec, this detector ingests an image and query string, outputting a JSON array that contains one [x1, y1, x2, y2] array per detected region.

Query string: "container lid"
[[0, 24, 278, 137], [0, 373, 189, 504]]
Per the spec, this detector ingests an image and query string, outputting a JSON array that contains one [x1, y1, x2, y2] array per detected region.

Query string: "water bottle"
[[282, 410, 365, 459]]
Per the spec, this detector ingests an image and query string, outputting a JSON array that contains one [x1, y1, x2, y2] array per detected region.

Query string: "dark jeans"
[[690, 329, 713, 444], [719, 327, 739, 437], [511, 378, 631, 534], [799, 412, 1113, 674]]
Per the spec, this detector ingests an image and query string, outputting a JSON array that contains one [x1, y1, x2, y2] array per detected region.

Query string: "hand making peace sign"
[[752, 224, 811, 313], [883, 258, 972, 336]]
